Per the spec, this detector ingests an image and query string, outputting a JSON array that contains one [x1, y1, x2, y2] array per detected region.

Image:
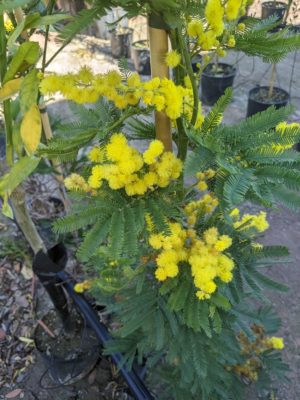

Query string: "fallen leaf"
[[5, 389, 23, 398], [18, 337, 34, 345], [20, 265, 33, 280]]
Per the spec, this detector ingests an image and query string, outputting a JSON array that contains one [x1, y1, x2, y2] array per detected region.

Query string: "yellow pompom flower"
[[165, 50, 181, 68], [197, 181, 208, 191], [64, 173, 90, 192], [88, 146, 105, 163], [227, 35, 236, 48], [205, 0, 225, 36], [268, 337, 284, 350], [214, 235, 232, 251], [226, 0, 245, 21], [187, 19, 203, 37], [143, 140, 164, 164]]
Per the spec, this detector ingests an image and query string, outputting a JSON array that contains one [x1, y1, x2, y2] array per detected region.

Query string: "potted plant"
[[261, 0, 288, 21], [247, 64, 290, 117], [38, 2, 300, 398], [131, 39, 151, 75], [201, 60, 236, 105]]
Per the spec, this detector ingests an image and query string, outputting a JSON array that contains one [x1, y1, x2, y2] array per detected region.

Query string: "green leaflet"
[[0, 0, 30, 12], [0, 156, 40, 196], [77, 218, 110, 262], [19, 68, 39, 114], [4, 42, 40, 83]]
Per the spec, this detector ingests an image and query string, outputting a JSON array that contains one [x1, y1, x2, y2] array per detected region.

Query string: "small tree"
[[1, 0, 300, 398]]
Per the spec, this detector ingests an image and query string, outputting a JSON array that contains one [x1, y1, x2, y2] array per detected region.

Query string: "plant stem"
[[0, 14, 14, 165], [177, 28, 199, 127], [1, 12, 45, 254], [148, 19, 172, 152], [11, 186, 46, 254], [268, 63, 276, 99], [42, 0, 56, 72]]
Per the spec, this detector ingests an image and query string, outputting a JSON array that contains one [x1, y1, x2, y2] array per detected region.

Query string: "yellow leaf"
[[20, 104, 42, 155], [0, 78, 22, 101]]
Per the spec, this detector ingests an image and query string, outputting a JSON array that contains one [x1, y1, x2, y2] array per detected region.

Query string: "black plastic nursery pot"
[[131, 40, 151, 76], [261, 1, 288, 22], [110, 28, 133, 59], [34, 309, 100, 385], [246, 86, 290, 117], [200, 63, 236, 106]]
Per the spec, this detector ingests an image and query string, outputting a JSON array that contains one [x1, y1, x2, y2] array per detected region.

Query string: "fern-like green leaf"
[[77, 218, 110, 261], [109, 210, 125, 257], [200, 88, 233, 134]]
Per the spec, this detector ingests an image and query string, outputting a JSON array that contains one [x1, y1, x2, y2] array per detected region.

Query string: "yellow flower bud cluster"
[[233, 211, 269, 233], [86, 134, 182, 196], [40, 68, 201, 122], [196, 169, 216, 191], [165, 50, 181, 68], [64, 173, 91, 193], [74, 279, 92, 293], [149, 221, 234, 300], [184, 193, 219, 226]]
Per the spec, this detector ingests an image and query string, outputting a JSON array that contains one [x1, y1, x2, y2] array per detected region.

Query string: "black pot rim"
[[261, 1, 288, 9], [248, 86, 290, 105], [131, 40, 150, 50], [202, 62, 236, 78]]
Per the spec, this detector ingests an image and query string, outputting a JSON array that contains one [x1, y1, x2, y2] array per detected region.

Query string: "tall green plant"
[[1, 0, 300, 398]]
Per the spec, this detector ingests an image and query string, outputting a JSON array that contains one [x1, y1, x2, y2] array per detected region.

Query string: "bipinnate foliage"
[[1, 1, 299, 399]]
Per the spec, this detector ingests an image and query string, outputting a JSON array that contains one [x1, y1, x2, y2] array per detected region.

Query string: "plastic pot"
[[131, 40, 151, 76], [200, 63, 236, 106], [261, 1, 287, 21], [246, 86, 290, 117], [110, 28, 133, 59], [34, 309, 100, 385]]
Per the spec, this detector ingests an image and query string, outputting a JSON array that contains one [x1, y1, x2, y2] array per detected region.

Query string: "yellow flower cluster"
[[165, 50, 181, 68], [196, 168, 216, 191], [187, 0, 246, 51], [266, 336, 284, 350], [74, 280, 92, 293], [184, 193, 219, 226], [40, 68, 203, 123], [205, 0, 225, 37], [231, 209, 269, 233], [4, 18, 14, 33], [64, 173, 91, 193], [149, 221, 234, 300], [86, 134, 182, 196], [226, 0, 247, 21]]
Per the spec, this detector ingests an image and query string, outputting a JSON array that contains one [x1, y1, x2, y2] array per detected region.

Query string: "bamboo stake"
[[148, 23, 172, 152], [39, 103, 71, 211]]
